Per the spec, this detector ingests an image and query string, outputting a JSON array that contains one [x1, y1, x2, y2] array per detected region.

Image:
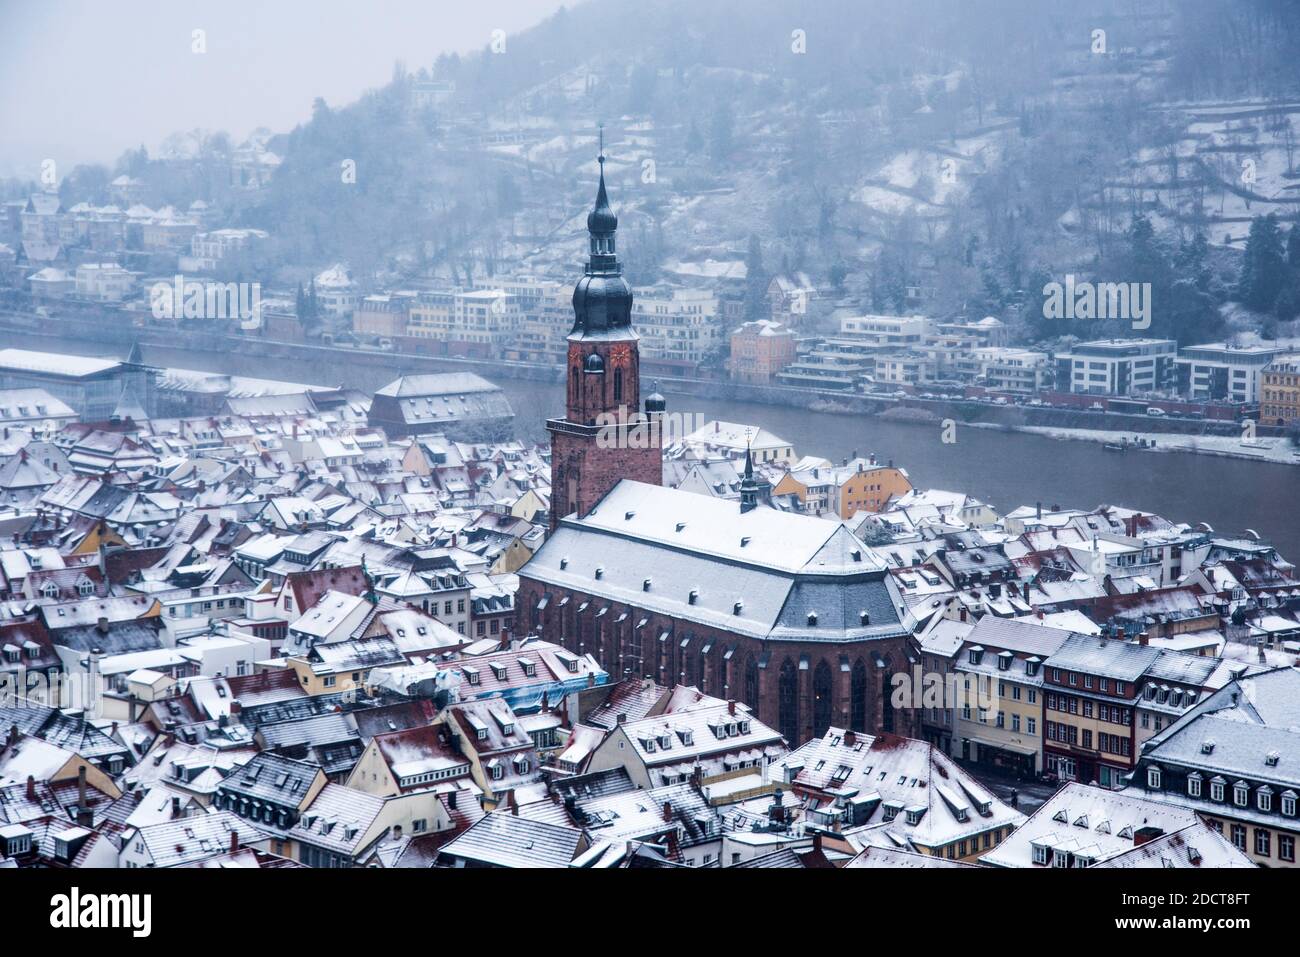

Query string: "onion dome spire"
[[571, 122, 633, 338]]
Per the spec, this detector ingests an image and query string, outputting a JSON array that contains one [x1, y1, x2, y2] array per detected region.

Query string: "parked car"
[[1146, 407, 1166, 417]]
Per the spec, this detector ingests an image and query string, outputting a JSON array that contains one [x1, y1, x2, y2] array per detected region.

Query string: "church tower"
[[547, 139, 664, 532]]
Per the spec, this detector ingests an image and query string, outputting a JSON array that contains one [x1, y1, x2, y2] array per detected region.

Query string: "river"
[[27, 337, 1300, 563]]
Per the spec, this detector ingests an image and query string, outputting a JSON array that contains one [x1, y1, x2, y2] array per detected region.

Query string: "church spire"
[[740, 442, 759, 514], [570, 123, 633, 338], [586, 123, 618, 270]]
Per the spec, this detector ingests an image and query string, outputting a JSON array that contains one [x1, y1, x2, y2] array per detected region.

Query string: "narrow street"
[[957, 760, 1063, 817]]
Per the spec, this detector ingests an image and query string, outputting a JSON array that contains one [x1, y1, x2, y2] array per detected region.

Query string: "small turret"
[[740, 445, 759, 514]]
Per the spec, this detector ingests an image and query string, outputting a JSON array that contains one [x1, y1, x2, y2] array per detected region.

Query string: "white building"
[[1055, 338, 1178, 396], [1175, 342, 1289, 405], [75, 263, 134, 302]]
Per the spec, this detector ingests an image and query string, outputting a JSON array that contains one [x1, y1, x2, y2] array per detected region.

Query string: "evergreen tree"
[[1238, 213, 1286, 313], [709, 103, 734, 160]]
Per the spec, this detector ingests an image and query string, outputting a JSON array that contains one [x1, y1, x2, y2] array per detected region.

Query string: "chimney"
[[1036, 608, 1044, 620], [586, 672, 596, 689], [77, 765, 87, 808], [96, 617, 109, 635], [447, 790, 458, 809], [1138, 631, 1149, 647], [727, 699, 736, 716], [1036, 501, 1042, 520], [812, 831, 824, 854], [769, 790, 786, 824], [616, 713, 627, 725], [5, 723, 18, 748], [25, 775, 36, 801], [171, 796, 181, 819], [662, 800, 673, 823], [845, 729, 856, 746], [959, 607, 968, 622], [508, 789, 519, 815]]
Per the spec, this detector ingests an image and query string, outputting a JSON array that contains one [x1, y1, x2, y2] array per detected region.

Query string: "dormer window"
[[1233, 782, 1249, 807], [968, 647, 984, 666], [1187, 772, 1202, 798], [1282, 791, 1297, 817], [859, 610, 870, 626], [807, 612, 818, 627], [1210, 778, 1225, 802], [997, 651, 1012, 671], [1147, 767, 1162, 790]]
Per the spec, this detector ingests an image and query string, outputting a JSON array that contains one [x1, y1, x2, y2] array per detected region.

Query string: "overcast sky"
[[0, 0, 568, 177]]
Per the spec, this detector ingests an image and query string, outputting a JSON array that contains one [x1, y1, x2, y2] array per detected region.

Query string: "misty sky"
[[0, 0, 568, 177]]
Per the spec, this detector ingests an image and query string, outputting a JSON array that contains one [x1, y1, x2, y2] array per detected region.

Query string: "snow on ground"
[[985, 423, 1300, 465], [851, 129, 1005, 216]]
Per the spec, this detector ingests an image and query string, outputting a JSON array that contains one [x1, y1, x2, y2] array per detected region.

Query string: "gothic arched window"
[[744, 656, 759, 710], [851, 659, 869, 733], [813, 660, 833, 738], [778, 659, 799, 744]]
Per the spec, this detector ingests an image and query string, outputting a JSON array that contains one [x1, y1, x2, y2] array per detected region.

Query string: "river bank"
[[963, 423, 1300, 466]]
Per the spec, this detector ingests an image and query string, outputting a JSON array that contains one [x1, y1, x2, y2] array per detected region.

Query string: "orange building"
[[729, 319, 797, 385]]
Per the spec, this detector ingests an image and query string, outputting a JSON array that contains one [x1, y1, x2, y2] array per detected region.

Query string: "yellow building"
[[772, 459, 912, 518], [1261, 353, 1300, 427], [949, 619, 1072, 778]]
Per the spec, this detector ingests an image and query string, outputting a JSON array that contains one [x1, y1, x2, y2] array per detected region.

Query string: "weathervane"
[[597, 121, 605, 167]]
